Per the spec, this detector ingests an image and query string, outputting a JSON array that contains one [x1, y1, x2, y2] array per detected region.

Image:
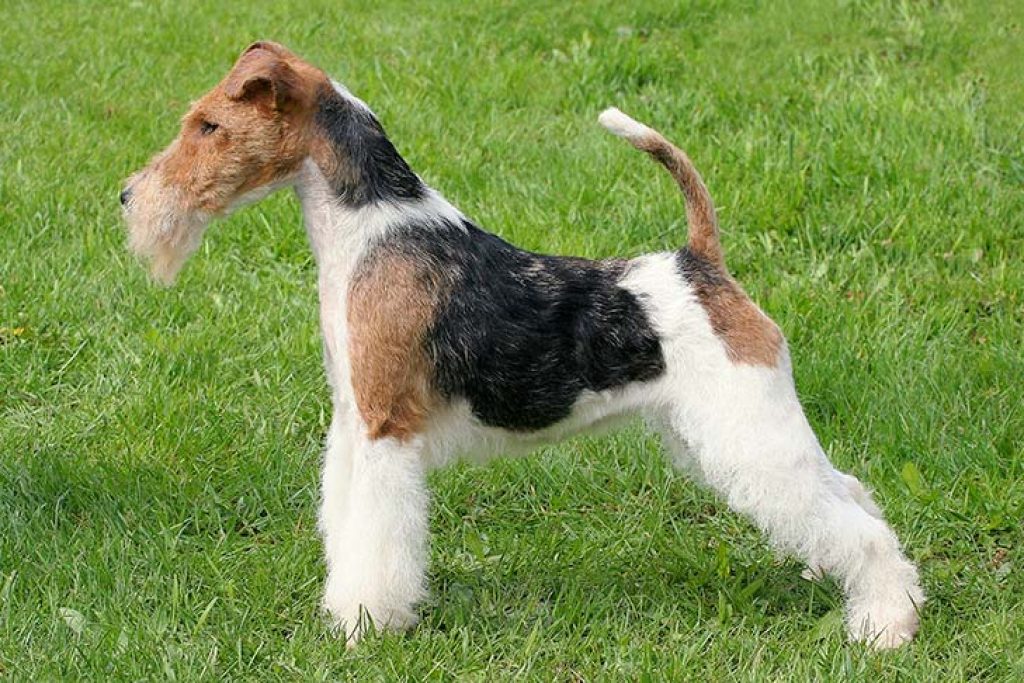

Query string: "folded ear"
[[241, 40, 288, 56], [224, 44, 302, 112]]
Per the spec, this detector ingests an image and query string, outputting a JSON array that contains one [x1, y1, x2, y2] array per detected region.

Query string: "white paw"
[[846, 599, 921, 650], [801, 565, 826, 582], [323, 589, 419, 646]]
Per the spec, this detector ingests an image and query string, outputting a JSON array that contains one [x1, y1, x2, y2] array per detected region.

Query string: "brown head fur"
[[121, 41, 328, 283]]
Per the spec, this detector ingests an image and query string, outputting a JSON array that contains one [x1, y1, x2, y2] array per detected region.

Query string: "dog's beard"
[[123, 186, 212, 286]]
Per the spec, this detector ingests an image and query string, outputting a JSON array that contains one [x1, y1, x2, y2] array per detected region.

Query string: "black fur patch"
[[675, 247, 726, 290], [314, 87, 425, 206], [374, 221, 667, 431]]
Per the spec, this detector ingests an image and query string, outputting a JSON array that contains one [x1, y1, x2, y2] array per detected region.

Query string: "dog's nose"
[[119, 187, 132, 206]]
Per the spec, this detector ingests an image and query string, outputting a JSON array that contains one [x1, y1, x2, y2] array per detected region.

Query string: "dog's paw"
[[800, 565, 826, 582], [323, 601, 371, 648], [323, 593, 419, 647], [846, 599, 921, 650]]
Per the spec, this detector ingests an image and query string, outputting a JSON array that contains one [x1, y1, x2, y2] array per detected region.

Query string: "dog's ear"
[[224, 43, 303, 112], [241, 40, 287, 56]]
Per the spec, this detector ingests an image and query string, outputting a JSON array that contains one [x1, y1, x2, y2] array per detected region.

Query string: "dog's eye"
[[199, 120, 219, 136]]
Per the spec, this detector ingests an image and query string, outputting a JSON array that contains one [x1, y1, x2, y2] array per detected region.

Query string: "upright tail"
[[598, 107, 723, 268]]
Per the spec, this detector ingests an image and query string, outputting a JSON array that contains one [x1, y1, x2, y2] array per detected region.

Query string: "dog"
[[121, 41, 924, 648]]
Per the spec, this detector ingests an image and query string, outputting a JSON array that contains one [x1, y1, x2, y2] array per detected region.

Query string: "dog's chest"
[[317, 279, 353, 404]]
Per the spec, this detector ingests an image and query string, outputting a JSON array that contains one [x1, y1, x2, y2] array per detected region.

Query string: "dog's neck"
[[293, 161, 465, 287], [293, 161, 403, 274], [294, 84, 433, 269], [305, 83, 426, 207]]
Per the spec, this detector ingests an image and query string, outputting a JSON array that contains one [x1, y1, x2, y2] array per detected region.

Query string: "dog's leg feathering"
[[319, 412, 354, 611], [321, 431, 429, 645], [660, 373, 924, 649]]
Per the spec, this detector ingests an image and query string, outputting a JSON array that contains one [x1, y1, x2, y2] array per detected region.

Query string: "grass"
[[2, 0, 1023, 679]]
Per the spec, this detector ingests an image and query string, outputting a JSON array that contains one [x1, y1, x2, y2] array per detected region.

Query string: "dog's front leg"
[[321, 429, 429, 645], [319, 411, 354, 599]]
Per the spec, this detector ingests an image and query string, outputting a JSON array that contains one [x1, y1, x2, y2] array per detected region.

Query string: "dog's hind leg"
[[321, 429, 429, 644], [660, 366, 924, 649], [652, 418, 707, 486]]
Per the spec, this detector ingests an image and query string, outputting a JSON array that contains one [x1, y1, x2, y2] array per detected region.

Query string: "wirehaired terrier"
[[122, 41, 923, 648]]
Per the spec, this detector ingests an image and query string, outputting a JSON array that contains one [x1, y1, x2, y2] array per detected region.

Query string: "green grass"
[[2, 0, 1023, 679]]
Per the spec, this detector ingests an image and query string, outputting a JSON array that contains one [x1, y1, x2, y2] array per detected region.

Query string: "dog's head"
[[121, 41, 326, 284]]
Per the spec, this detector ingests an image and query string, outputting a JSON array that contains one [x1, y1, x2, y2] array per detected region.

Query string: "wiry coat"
[[122, 42, 924, 650]]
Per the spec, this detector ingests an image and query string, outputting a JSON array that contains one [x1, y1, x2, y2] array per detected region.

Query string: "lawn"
[[2, 0, 1022, 679]]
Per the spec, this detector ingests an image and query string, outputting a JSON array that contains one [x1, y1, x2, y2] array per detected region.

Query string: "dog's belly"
[[420, 379, 659, 468]]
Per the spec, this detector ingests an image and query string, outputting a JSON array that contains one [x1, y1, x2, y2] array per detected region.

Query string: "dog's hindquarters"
[[623, 252, 924, 649], [658, 367, 923, 648]]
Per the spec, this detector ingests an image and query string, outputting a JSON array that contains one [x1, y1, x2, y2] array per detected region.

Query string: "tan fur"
[[631, 135, 723, 268], [612, 125, 779, 365], [122, 42, 329, 283], [308, 131, 363, 197], [347, 253, 441, 442], [162, 43, 324, 212], [690, 272, 783, 367]]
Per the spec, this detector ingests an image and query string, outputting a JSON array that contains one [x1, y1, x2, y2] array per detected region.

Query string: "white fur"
[[224, 176, 296, 214], [331, 79, 374, 115], [123, 180, 212, 285], [598, 107, 656, 141], [294, 163, 466, 642], [621, 254, 924, 648]]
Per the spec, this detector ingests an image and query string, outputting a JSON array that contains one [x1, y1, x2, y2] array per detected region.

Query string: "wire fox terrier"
[[121, 41, 923, 649]]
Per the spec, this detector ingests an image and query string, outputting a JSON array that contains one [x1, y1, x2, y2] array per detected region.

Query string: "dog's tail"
[[598, 107, 722, 268]]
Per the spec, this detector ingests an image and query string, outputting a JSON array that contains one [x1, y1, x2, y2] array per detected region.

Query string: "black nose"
[[119, 188, 132, 206]]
